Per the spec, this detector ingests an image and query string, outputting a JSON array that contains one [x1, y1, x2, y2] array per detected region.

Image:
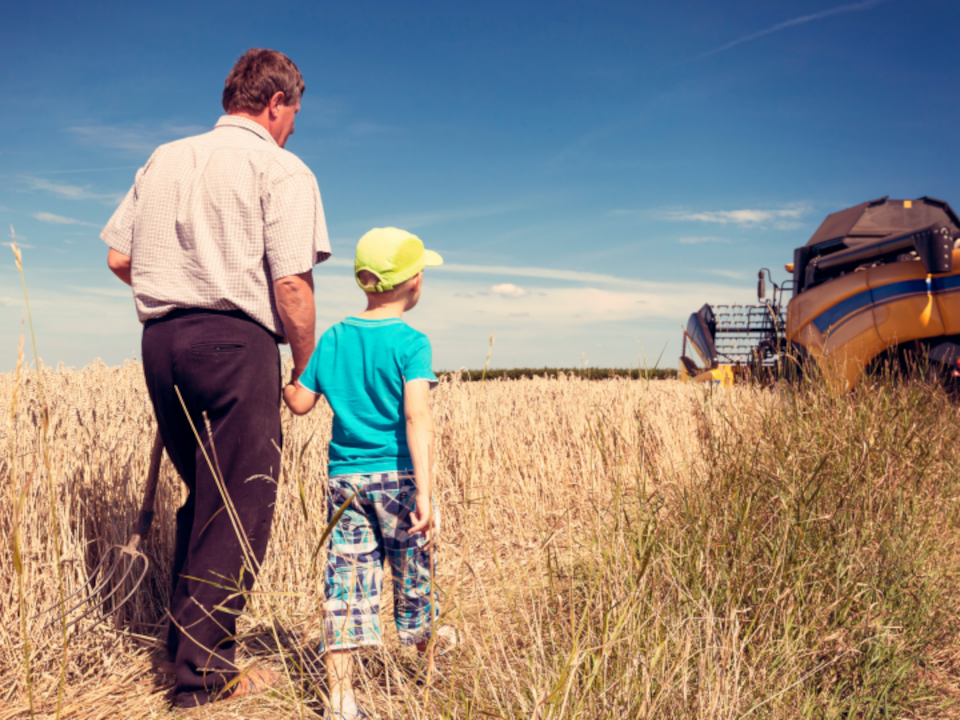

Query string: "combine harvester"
[[680, 197, 960, 389]]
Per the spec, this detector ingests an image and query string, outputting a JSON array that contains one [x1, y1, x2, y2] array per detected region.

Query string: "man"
[[102, 48, 330, 708]]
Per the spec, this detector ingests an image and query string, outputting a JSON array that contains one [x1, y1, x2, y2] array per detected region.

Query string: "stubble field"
[[3, 360, 960, 719]]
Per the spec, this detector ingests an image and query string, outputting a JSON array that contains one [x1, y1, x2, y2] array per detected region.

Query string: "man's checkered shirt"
[[101, 115, 331, 341]]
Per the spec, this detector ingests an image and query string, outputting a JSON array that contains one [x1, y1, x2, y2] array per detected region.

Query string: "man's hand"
[[274, 271, 315, 380], [107, 248, 132, 286]]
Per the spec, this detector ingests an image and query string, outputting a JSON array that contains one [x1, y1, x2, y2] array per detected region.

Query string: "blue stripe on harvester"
[[933, 275, 960, 292], [811, 279, 929, 334], [870, 279, 927, 303], [812, 291, 872, 333]]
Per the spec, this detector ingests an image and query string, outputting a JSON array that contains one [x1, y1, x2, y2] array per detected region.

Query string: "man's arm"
[[274, 270, 315, 380], [404, 379, 435, 535], [107, 248, 132, 286]]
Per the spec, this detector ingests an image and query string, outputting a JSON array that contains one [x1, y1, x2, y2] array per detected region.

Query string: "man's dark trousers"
[[142, 309, 282, 708]]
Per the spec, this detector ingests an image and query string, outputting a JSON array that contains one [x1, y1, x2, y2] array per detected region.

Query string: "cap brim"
[[422, 249, 443, 267]]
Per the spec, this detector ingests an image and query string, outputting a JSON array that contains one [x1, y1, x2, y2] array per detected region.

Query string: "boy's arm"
[[283, 382, 320, 415], [404, 379, 435, 535]]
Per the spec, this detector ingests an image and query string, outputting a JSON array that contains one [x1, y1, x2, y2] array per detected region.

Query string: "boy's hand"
[[283, 383, 297, 408], [283, 381, 319, 416], [409, 492, 432, 536]]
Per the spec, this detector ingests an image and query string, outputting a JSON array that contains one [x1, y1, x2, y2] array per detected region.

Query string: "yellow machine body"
[[679, 363, 735, 387], [786, 249, 960, 390]]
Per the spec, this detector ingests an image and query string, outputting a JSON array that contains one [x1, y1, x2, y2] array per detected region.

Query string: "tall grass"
[[8, 332, 32, 718], [11, 229, 70, 720], [2, 357, 960, 717], [508, 376, 960, 717]]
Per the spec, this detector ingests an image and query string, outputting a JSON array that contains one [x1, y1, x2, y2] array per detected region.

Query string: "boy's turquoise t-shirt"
[[298, 317, 437, 476]]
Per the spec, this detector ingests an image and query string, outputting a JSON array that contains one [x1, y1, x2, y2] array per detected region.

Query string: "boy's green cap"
[[355, 227, 443, 292]]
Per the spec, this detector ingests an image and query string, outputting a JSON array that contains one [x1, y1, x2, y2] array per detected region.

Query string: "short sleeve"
[[298, 341, 324, 395], [263, 171, 332, 281], [403, 334, 437, 387], [100, 165, 147, 256]]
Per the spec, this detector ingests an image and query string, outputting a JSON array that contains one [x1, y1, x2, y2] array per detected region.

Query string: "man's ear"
[[268, 91, 285, 119]]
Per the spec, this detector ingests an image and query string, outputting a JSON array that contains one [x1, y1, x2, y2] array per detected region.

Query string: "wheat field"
[[3, 358, 960, 719]]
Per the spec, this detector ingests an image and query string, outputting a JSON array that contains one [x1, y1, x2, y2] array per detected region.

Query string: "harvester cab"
[[679, 197, 960, 389]]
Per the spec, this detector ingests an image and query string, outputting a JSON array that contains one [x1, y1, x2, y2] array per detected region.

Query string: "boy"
[[283, 227, 444, 720]]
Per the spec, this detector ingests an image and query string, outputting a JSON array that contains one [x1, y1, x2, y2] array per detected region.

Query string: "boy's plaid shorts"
[[323, 470, 437, 650]]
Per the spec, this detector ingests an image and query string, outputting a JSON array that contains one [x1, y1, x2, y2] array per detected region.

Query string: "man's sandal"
[[217, 668, 281, 701]]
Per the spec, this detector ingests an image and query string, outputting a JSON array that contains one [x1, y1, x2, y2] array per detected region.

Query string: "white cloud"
[[610, 205, 810, 230], [442, 263, 633, 285], [660, 208, 806, 225], [491, 283, 528, 298], [323, 255, 760, 292], [321, 257, 353, 268], [33, 212, 100, 227], [321, 256, 640, 286], [69, 123, 207, 155], [25, 177, 124, 205], [383, 202, 529, 231], [704, 269, 747, 280], [67, 286, 133, 298], [678, 236, 732, 245], [19, 166, 140, 176]]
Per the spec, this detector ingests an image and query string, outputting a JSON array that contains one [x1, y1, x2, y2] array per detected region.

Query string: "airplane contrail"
[[691, 0, 887, 62]]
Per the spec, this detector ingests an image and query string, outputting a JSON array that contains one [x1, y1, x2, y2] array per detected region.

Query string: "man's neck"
[[228, 110, 277, 143]]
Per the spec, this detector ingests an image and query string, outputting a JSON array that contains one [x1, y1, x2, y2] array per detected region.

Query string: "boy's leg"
[[372, 472, 438, 648], [324, 474, 385, 714], [325, 649, 359, 715]]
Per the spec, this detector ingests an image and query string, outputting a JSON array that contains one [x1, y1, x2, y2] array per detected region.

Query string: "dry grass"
[[2, 360, 960, 719]]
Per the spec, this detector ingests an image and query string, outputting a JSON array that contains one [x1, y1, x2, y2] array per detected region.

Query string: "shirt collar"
[[214, 115, 278, 147]]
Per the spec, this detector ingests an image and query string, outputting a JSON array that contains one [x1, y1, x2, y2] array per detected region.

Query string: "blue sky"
[[2, 0, 958, 371]]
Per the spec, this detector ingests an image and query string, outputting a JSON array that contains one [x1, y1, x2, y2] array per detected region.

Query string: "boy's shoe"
[[325, 709, 367, 720], [413, 625, 460, 685], [433, 624, 460, 657], [325, 696, 367, 720]]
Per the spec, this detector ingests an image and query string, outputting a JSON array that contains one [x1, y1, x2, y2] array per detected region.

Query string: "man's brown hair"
[[222, 48, 305, 114]]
